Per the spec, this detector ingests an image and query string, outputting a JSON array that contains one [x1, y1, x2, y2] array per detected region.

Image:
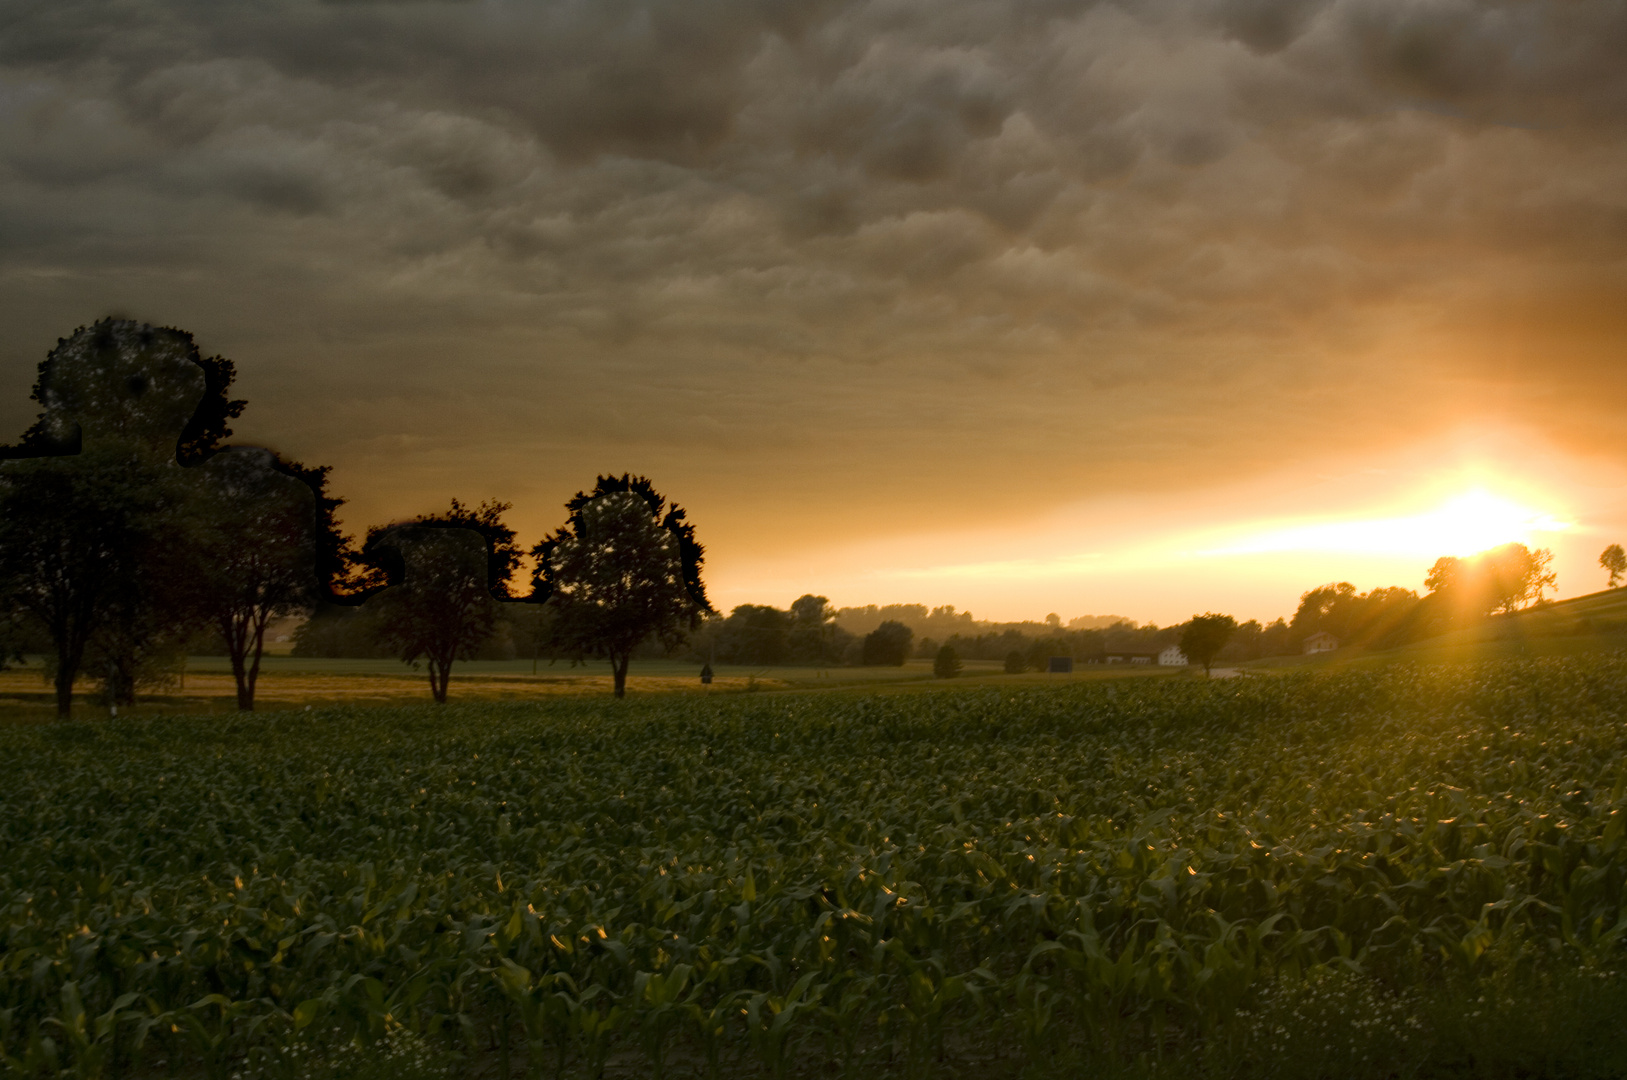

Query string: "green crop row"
[[4, 659, 1627, 1078]]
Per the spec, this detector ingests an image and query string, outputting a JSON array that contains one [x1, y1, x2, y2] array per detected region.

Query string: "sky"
[[1, 0, 1624, 624]]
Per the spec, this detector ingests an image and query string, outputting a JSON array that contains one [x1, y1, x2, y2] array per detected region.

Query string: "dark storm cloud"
[[0, 0, 1624, 547]]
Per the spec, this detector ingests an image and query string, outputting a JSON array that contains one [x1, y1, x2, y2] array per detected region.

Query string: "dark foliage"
[[861, 620, 913, 666], [533, 475, 711, 698]]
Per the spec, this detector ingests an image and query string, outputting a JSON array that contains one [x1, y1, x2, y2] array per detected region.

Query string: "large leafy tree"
[[356, 500, 516, 703], [0, 319, 217, 714], [3, 318, 242, 461], [188, 449, 320, 711], [533, 475, 710, 698], [365, 526, 497, 704], [860, 620, 912, 666]]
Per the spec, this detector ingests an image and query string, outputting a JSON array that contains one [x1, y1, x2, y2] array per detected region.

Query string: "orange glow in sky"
[[1202, 490, 1572, 559], [707, 429, 1623, 626]]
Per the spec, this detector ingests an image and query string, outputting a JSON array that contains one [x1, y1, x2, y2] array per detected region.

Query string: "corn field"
[[5, 659, 1627, 1078]]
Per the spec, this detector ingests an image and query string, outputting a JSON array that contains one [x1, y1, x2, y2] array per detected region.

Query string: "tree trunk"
[[229, 640, 251, 711], [429, 658, 450, 704], [54, 665, 74, 718], [224, 612, 254, 711], [51, 617, 86, 719], [612, 654, 629, 698], [242, 611, 270, 712]]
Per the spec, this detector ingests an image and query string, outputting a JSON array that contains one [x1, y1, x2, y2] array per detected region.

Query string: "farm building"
[[1100, 647, 1188, 666], [1303, 631, 1338, 654]]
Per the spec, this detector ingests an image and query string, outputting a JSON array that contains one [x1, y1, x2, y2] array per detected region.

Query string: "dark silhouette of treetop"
[[1602, 544, 1626, 589], [861, 620, 912, 666], [4, 318, 242, 462], [357, 497, 522, 600], [367, 525, 498, 704], [189, 447, 318, 710], [1180, 612, 1236, 676]]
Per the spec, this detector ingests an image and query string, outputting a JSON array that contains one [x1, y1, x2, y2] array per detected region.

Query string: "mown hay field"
[[5, 658, 1627, 1079]]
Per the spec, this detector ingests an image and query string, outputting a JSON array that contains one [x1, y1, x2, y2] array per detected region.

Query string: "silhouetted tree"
[[788, 593, 851, 663], [366, 527, 497, 703], [275, 460, 355, 600], [3, 318, 241, 462], [189, 449, 318, 710], [431, 498, 524, 598], [1601, 544, 1626, 589], [1427, 544, 1556, 618], [0, 447, 181, 715], [861, 620, 912, 666], [933, 644, 962, 679], [0, 320, 217, 714], [715, 604, 794, 665], [533, 475, 711, 698], [1180, 613, 1236, 676], [1003, 649, 1026, 674]]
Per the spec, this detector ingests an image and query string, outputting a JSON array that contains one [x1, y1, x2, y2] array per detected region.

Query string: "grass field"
[[5, 657, 1627, 1079], [8, 588, 1623, 723], [0, 656, 1183, 723], [1244, 587, 1627, 673]]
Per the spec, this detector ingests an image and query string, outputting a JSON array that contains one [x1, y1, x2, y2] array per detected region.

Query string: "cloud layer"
[[1, 0, 1623, 593]]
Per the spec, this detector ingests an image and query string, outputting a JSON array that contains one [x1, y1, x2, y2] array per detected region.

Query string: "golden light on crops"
[[1207, 489, 1571, 559]]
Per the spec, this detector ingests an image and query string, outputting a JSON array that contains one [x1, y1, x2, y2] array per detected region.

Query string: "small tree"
[[1180, 613, 1237, 677], [534, 475, 711, 698], [367, 527, 497, 703], [861, 620, 913, 666], [1602, 544, 1626, 589], [1003, 649, 1026, 674], [189, 449, 321, 711], [933, 644, 962, 679]]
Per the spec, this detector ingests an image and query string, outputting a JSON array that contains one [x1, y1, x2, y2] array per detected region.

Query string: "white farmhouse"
[[1303, 631, 1338, 655], [1158, 645, 1188, 666]]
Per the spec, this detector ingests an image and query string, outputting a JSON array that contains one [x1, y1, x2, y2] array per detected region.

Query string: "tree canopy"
[[533, 475, 711, 698], [861, 620, 913, 666], [1602, 544, 1626, 589], [188, 448, 318, 710], [368, 527, 498, 704], [1180, 613, 1237, 676], [1426, 543, 1556, 618]]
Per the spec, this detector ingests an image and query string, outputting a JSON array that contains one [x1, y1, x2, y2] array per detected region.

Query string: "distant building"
[[1047, 656, 1074, 673], [1303, 631, 1338, 655], [1099, 648, 1187, 666]]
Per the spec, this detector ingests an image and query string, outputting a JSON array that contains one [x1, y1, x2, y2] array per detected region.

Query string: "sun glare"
[[1207, 489, 1571, 559]]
